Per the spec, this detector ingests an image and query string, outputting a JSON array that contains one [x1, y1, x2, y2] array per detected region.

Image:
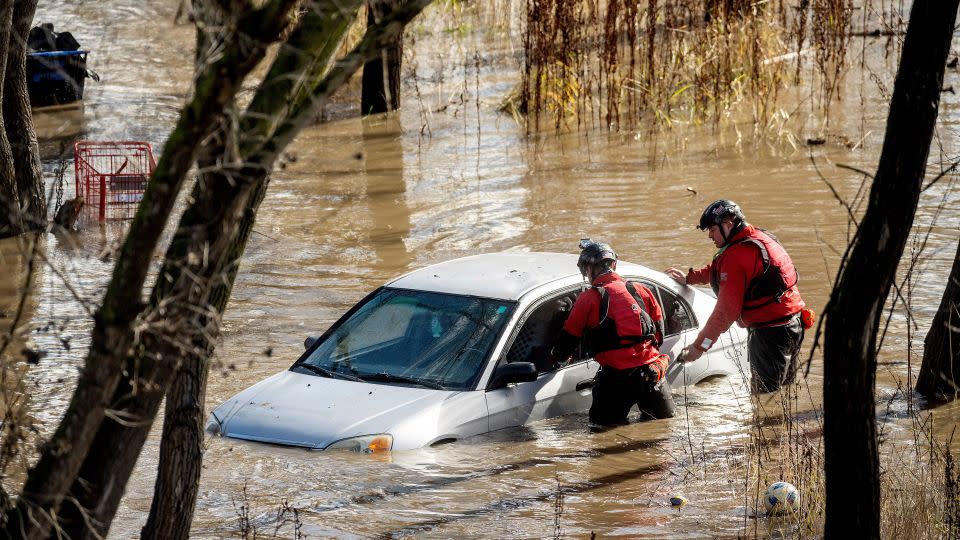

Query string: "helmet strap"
[[731, 218, 745, 237], [719, 218, 743, 246], [719, 224, 730, 246], [584, 263, 613, 283]]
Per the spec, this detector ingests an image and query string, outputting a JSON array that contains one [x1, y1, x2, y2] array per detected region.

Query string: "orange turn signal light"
[[366, 434, 393, 453]]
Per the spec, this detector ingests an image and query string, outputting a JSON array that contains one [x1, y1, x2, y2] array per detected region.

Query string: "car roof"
[[385, 251, 662, 301]]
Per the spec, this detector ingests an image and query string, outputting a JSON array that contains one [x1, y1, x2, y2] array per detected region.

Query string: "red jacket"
[[686, 224, 805, 351], [562, 272, 668, 373]]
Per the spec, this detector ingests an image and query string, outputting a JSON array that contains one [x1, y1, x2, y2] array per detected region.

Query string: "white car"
[[206, 252, 748, 451]]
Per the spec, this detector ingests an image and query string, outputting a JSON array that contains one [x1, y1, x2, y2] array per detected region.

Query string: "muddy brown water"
[[1, 1, 960, 538]]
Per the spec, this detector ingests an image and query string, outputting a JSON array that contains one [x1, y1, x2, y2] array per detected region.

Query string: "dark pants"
[[747, 313, 804, 394], [589, 365, 676, 425]]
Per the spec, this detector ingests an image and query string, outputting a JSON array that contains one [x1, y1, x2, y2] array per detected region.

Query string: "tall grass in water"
[[519, 0, 892, 134], [679, 381, 958, 537]]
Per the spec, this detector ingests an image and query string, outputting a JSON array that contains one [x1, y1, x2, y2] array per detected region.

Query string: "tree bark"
[[361, 0, 405, 114], [3, 0, 44, 231], [822, 1, 958, 538], [140, 168, 265, 540], [144, 3, 427, 536], [52, 2, 443, 537], [0, 0, 22, 239], [1, 2, 301, 538], [143, 352, 210, 539], [58, 167, 261, 540], [916, 239, 960, 401]]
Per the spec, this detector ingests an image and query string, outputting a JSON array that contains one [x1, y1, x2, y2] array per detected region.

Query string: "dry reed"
[[519, 0, 901, 134]]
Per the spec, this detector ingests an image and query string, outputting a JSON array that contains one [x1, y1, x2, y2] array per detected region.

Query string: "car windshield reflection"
[[297, 288, 515, 391]]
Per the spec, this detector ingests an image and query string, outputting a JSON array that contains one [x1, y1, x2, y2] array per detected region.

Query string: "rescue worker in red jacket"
[[665, 200, 806, 394], [551, 240, 675, 425]]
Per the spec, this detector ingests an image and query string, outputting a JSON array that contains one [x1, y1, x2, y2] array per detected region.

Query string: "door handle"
[[575, 379, 595, 392]]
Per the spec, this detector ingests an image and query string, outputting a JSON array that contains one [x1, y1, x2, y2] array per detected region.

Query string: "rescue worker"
[[551, 239, 675, 425], [665, 200, 807, 394]]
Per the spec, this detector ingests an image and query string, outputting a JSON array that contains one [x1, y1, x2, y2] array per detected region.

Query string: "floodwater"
[[2, 1, 960, 538]]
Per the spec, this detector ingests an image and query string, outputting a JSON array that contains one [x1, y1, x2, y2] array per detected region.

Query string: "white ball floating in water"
[[763, 481, 799, 516]]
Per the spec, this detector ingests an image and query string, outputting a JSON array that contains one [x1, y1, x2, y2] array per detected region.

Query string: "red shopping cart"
[[74, 141, 155, 221]]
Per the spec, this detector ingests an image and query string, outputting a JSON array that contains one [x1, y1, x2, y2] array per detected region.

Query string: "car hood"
[[209, 370, 458, 449]]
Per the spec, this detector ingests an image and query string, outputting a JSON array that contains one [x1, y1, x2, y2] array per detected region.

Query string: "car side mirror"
[[304, 336, 319, 349], [489, 362, 538, 389]]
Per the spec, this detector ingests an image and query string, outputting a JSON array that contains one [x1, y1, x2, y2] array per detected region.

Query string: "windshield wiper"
[[359, 372, 447, 390], [292, 363, 364, 382]]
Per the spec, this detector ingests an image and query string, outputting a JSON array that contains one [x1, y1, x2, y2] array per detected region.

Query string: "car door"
[[485, 287, 599, 431], [642, 280, 708, 385]]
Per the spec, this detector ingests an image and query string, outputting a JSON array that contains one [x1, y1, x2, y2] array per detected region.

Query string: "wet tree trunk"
[[822, 1, 958, 538], [361, 0, 404, 114], [3, 0, 44, 230], [138, 9, 235, 535], [52, 2, 432, 538], [1, 2, 303, 538], [145, 4, 427, 536], [141, 169, 265, 540], [916, 240, 960, 401], [0, 1, 22, 239], [59, 164, 263, 540]]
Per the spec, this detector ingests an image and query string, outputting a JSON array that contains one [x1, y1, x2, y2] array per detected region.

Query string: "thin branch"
[[920, 157, 960, 192], [811, 156, 861, 227]]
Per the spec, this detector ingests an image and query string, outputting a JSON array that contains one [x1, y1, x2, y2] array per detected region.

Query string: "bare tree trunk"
[[141, 168, 265, 540], [53, 2, 435, 537], [0, 0, 22, 239], [1, 3, 301, 538], [822, 1, 958, 538], [146, 3, 427, 536], [917, 239, 960, 401], [361, 0, 404, 114], [3, 0, 44, 230], [143, 353, 210, 538], [57, 165, 262, 540]]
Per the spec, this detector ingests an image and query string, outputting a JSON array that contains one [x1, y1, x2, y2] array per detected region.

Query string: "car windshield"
[[297, 288, 515, 391]]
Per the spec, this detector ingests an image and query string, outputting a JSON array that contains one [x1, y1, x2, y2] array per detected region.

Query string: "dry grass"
[[518, 0, 896, 134], [667, 373, 955, 538]]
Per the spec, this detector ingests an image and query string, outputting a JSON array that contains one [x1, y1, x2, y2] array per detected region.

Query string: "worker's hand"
[[638, 364, 660, 385], [636, 364, 665, 391], [676, 346, 703, 364], [664, 267, 687, 285], [548, 353, 571, 370]]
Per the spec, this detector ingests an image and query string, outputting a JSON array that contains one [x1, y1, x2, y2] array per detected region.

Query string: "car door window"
[[656, 286, 696, 336], [503, 289, 584, 373]]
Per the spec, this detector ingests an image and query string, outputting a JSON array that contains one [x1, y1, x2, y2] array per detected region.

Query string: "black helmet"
[[697, 199, 745, 230], [577, 239, 617, 276]]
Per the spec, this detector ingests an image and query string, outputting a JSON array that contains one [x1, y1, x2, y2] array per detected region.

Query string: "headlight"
[[325, 434, 393, 453], [204, 412, 222, 435]]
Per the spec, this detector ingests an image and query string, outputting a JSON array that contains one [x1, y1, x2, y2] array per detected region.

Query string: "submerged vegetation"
[[517, 0, 905, 134]]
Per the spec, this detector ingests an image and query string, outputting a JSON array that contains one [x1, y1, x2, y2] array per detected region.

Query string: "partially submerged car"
[[206, 252, 748, 451]]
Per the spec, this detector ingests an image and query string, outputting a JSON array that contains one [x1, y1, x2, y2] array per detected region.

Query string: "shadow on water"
[[330, 410, 827, 538], [372, 460, 670, 539], [363, 115, 413, 273], [33, 105, 86, 160], [323, 429, 669, 511]]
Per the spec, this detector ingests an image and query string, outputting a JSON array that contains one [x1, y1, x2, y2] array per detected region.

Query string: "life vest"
[[584, 281, 657, 355], [710, 228, 799, 311]]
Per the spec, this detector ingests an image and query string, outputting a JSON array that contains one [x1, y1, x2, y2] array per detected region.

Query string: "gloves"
[[638, 364, 660, 387], [801, 308, 816, 330]]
